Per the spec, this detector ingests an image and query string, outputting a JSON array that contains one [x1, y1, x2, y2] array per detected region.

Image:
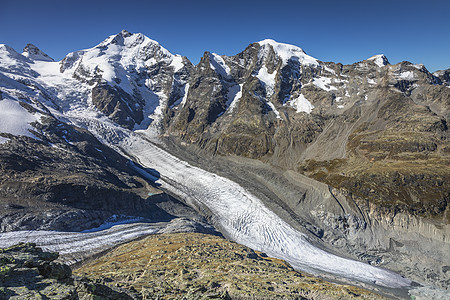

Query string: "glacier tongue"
[[122, 133, 411, 289]]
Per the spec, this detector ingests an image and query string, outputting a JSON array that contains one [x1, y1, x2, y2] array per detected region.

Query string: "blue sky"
[[1, 0, 449, 71]]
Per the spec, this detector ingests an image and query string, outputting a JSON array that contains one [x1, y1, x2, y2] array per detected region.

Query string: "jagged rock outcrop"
[[22, 44, 54, 62], [0, 243, 137, 299]]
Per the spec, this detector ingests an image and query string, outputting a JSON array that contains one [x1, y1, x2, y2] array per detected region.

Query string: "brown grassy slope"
[[300, 92, 449, 222], [74, 233, 385, 300]]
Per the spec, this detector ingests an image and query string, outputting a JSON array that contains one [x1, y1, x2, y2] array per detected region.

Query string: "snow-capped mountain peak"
[[0, 44, 29, 63], [60, 30, 184, 79], [22, 44, 54, 62], [257, 39, 319, 66], [367, 54, 389, 67]]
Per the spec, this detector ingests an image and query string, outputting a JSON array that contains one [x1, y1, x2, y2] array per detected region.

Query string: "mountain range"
[[0, 30, 448, 298]]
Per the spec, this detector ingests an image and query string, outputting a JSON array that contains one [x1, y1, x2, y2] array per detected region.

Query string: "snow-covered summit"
[[22, 44, 54, 62], [367, 54, 389, 67], [60, 30, 186, 82], [0, 44, 29, 63], [98, 30, 172, 58], [257, 39, 319, 66]]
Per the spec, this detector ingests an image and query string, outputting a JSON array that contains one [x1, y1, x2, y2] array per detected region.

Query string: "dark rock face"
[[22, 43, 54, 62], [91, 83, 144, 130], [434, 68, 450, 85], [0, 243, 135, 299]]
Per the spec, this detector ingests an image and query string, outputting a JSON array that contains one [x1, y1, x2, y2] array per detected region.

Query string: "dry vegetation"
[[74, 233, 385, 300]]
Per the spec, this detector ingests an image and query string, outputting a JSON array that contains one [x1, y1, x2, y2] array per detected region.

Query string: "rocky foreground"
[[0, 243, 133, 299], [74, 233, 385, 299], [0, 234, 385, 300]]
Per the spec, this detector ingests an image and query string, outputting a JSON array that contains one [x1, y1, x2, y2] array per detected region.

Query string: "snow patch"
[[367, 78, 376, 85], [180, 83, 190, 107], [226, 84, 243, 113], [287, 94, 314, 114], [209, 53, 231, 77], [412, 64, 425, 71], [256, 66, 276, 96], [367, 54, 389, 67], [266, 101, 281, 119], [170, 55, 185, 72], [81, 215, 145, 233], [398, 71, 415, 80], [0, 97, 41, 139], [0, 136, 10, 144], [312, 77, 337, 91], [258, 39, 319, 66], [323, 65, 336, 75], [337, 105, 344, 109]]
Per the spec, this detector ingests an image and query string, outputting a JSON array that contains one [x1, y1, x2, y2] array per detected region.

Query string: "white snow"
[[22, 45, 53, 62], [266, 101, 281, 119], [367, 54, 389, 67], [398, 71, 415, 80], [367, 78, 376, 85], [18, 31, 186, 133], [180, 83, 190, 107], [0, 97, 41, 139], [312, 77, 337, 91], [0, 136, 10, 144], [170, 55, 185, 72], [81, 215, 145, 233], [323, 65, 336, 75], [287, 94, 314, 114], [258, 39, 319, 66], [335, 97, 342, 102], [411, 64, 425, 71], [256, 65, 276, 96], [226, 84, 243, 113], [209, 53, 231, 77], [337, 105, 344, 109]]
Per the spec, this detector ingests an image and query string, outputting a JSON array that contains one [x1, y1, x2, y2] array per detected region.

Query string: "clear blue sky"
[[1, 0, 449, 71]]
